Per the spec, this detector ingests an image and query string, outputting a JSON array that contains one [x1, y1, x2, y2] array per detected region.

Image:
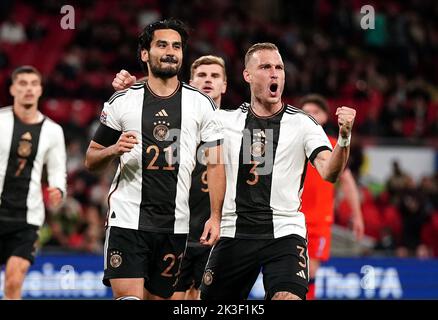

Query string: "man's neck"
[[147, 76, 179, 97], [214, 97, 221, 109], [13, 103, 41, 124], [250, 97, 282, 117]]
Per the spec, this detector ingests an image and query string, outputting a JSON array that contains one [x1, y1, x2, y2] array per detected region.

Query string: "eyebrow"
[[156, 40, 182, 46], [196, 72, 220, 75], [259, 63, 284, 68]]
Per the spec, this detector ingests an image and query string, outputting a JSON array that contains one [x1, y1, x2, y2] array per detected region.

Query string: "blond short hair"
[[190, 55, 227, 81], [244, 42, 279, 67]]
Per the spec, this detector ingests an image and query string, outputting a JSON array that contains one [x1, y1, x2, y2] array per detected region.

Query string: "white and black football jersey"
[[0, 106, 67, 227], [219, 103, 332, 239], [93, 82, 223, 234]]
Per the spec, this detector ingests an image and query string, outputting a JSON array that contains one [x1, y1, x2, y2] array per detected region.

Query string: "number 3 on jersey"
[[247, 160, 260, 185]]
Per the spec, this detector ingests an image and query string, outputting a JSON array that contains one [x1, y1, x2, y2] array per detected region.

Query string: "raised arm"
[[313, 106, 356, 183]]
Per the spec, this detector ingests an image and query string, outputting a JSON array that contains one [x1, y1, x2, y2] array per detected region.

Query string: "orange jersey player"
[[299, 94, 364, 300]]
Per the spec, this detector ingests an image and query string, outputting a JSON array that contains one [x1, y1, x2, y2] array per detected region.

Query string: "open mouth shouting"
[[269, 83, 278, 97]]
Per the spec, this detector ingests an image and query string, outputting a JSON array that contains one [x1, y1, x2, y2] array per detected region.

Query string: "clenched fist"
[[112, 131, 139, 156], [336, 106, 356, 138], [112, 69, 137, 91]]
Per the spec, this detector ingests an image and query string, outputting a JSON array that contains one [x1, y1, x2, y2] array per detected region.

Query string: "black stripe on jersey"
[[182, 83, 217, 110], [108, 91, 127, 104], [139, 84, 182, 232], [130, 84, 144, 90], [105, 162, 122, 227], [202, 138, 224, 148], [108, 89, 128, 103], [92, 123, 121, 147], [0, 115, 44, 222], [107, 84, 144, 104], [234, 108, 283, 239], [299, 159, 309, 193], [308, 146, 332, 165], [285, 106, 319, 126]]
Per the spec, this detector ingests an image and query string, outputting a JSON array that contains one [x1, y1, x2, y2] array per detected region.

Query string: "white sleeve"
[[46, 125, 67, 195], [302, 116, 333, 163], [199, 97, 223, 145], [99, 92, 125, 131]]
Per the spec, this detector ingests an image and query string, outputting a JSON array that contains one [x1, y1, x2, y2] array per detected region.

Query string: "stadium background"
[[0, 0, 437, 299]]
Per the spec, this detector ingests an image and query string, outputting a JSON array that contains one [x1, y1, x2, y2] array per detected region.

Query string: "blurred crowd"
[[1, 0, 438, 257], [336, 152, 438, 258]]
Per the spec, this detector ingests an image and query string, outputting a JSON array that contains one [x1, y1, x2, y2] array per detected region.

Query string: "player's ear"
[[141, 49, 149, 63], [243, 69, 251, 84], [36, 82, 43, 98], [221, 81, 227, 94], [9, 83, 16, 97]]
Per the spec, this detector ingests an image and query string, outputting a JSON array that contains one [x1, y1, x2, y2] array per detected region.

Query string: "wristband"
[[337, 134, 351, 147]]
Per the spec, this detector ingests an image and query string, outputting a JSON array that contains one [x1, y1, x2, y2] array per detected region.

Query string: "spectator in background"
[[374, 227, 397, 256], [0, 49, 9, 70], [25, 19, 47, 41], [44, 195, 83, 249], [398, 177, 428, 256], [0, 17, 26, 44], [386, 160, 411, 205]]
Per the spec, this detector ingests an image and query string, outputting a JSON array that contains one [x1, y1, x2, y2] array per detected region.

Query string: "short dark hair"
[[298, 94, 329, 114], [11, 65, 42, 82], [137, 18, 189, 74]]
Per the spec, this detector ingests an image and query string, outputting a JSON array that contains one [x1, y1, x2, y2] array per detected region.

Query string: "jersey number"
[[201, 170, 208, 192], [246, 160, 260, 185], [161, 253, 184, 279], [15, 158, 27, 177], [146, 145, 175, 170], [296, 245, 307, 268]]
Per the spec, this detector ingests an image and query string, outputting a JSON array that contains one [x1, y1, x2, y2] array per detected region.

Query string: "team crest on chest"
[[153, 109, 171, 141], [251, 130, 266, 157], [17, 132, 32, 158]]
